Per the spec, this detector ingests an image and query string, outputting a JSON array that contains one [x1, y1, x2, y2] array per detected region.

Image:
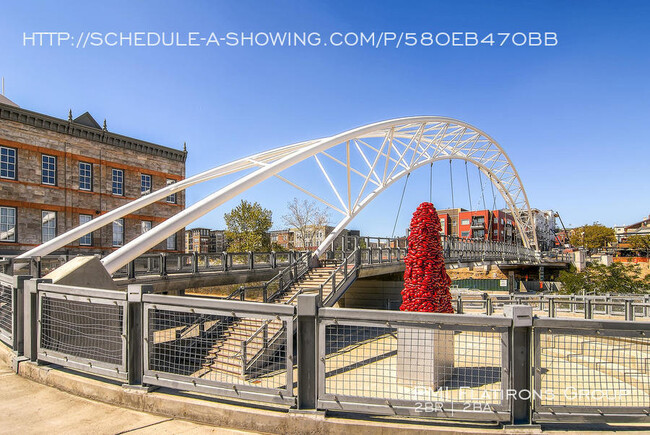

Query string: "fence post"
[[625, 300, 634, 321], [23, 278, 51, 362], [127, 260, 136, 279], [504, 305, 533, 425], [548, 298, 556, 318], [249, 251, 254, 270], [456, 295, 463, 314], [585, 299, 592, 320], [125, 284, 151, 387], [192, 252, 199, 274], [30, 257, 42, 279], [296, 294, 320, 410], [159, 253, 167, 277], [11, 275, 31, 363], [222, 252, 228, 272], [270, 251, 277, 269]]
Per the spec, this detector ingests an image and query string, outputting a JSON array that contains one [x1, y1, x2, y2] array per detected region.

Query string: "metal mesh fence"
[[536, 327, 650, 410], [39, 295, 125, 367], [144, 305, 293, 401], [320, 321, 507, 412], [0, 282, 12, 345]]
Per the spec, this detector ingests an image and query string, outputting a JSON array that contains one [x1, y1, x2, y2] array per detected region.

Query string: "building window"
[[141, 220, 152, 234], [112, 169, 124, 195], [0, 146, 17, 180], [461, 231, 470, 237], [166, 234, 176, 250], [461, 219, 470, 225], [0, 206, 16, 242], [41, 155, 57, 185], [166, 179, 176, 203], [79, 214, 92, 246], [113, 219, 124, 246], [141, 174, 152, 195], [79, 162, 92, 191], [42, 211, 56, 242]]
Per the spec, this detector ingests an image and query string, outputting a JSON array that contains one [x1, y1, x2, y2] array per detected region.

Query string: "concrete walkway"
[[0, 365, 259, 435]]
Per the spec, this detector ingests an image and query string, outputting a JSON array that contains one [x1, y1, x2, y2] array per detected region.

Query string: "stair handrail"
[[320, 248, 360, 306], [225, 251, 311, 302], [266, 251, 311, 302], [241, 316, 286, 372]]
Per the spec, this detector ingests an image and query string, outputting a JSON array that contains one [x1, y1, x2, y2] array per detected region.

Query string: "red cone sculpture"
[[400, 202, 454, 313]]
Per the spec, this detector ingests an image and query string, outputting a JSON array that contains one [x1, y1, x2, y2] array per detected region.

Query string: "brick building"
[[436, 208, 517, 243], [184, 228, 227, 253], [269, 229, 293, 250], [0, 95, 186, 256]]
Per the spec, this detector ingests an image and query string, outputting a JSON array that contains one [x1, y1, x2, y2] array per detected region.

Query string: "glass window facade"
[[166, 179, 176, 203], [42, 211, 56, 242], [42, 155, 56, 185], [0, 147, 16, 180], [79, 214, 92, 246], [79, 162, 92, 191], [0, 207, 16, 242], [113, 219, 124, 246], [112, 169, 124, 195], [141, 174, 151, 195]]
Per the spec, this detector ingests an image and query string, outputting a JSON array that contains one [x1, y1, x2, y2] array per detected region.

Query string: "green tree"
[[628, 234, 650, 258], [558, 262, 650, 295], [569, 223, 615, 252], [224, 200, 273, 252]]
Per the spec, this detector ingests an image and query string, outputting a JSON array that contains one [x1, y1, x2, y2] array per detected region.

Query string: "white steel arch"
[[21, 117, 538, 274]]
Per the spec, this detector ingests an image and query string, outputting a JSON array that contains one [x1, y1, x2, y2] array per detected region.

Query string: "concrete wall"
[[337, 278, 403, 310]]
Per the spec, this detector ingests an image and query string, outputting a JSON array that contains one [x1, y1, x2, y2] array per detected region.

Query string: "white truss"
[[18, 117, 538, 274]]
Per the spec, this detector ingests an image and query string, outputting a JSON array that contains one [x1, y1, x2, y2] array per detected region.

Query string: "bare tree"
[[282, 198, 330, 249]]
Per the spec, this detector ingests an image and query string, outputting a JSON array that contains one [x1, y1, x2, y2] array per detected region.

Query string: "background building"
[[0, 96, 186, 256], [529, 209, 557, 251], [436, 208, 517, 243], [291, 224, 335, 250], [269, 229, 293, 250], [614, 215, 650, 243], [184, 228, 228, 254]]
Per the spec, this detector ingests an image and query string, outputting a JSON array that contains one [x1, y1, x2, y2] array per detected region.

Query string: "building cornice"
[[0, 102, 187, 163]]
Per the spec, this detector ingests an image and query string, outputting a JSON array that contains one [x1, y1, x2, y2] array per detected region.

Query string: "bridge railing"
[[5, 280, 650, 426], [142, 293, 296, 405], [314, 300, 513, 421], [1, 236, 565, 280], [452, 293, 650, 321], [533, 317, 650, 422], [36, 282, 130, 380]]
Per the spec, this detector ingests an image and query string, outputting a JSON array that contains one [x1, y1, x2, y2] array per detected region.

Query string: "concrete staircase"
[[202, 262, 355, 377]]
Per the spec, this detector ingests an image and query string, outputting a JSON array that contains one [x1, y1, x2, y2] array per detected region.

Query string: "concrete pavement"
[[0, 365, 259, 435]]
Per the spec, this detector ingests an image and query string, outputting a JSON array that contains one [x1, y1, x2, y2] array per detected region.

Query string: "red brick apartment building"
[[437, 208, 517, 243]]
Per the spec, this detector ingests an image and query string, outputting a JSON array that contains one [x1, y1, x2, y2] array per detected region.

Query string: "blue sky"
[[1, 1, 648, 234]]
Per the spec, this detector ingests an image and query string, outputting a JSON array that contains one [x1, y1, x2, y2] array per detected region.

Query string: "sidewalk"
[[0, 365, 259, 435]]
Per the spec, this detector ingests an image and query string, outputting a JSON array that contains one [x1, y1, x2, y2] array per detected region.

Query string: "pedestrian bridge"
[[2, 235, 570, 294]]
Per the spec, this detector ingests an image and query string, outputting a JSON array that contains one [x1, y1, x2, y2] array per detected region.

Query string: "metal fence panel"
[[0, 280, 13, 346], [37, 290, 128, 380], [142, 299, 295, 406], [317, 310, 511, 422], [533, 318, 650, 423]]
